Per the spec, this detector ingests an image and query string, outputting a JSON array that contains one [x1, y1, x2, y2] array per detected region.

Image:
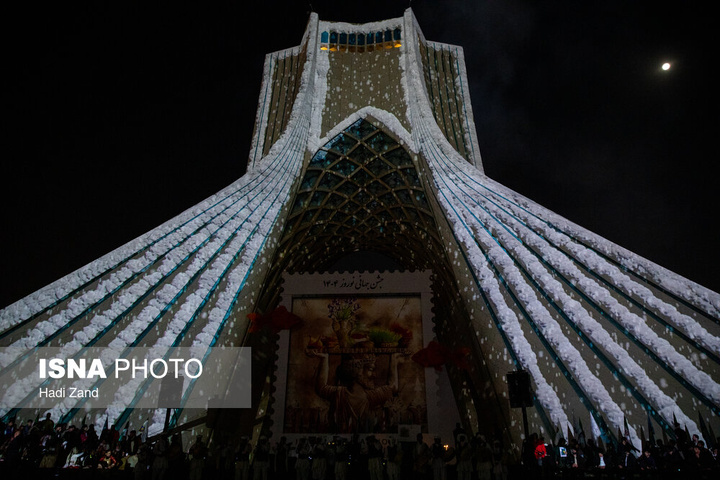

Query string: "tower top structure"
[[248, 9, 482, 172]]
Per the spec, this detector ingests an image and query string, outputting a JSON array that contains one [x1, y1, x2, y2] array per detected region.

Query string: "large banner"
[[285, 296, 426, 433], [272, 271, 436, 438]]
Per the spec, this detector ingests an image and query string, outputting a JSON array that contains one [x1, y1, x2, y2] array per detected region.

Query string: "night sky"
[[1, 1, 716, 309]]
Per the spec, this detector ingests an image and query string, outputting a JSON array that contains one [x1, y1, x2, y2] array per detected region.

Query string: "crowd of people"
[[2, 414, 719, 479], [0, 418, 508, 480], [0, 414, 206, 478], [523, 428, 719, 479]]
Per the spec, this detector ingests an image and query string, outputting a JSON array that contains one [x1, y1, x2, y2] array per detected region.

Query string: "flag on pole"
[[567, 423, 576, 444], [639, 426, 647, 452], [572, 411, 578, 434], [624, 417, 630, 438], [647, 412, 656, 448], [120, 421, 129, 442], [140, 420, 148, 443], [101, 416, 109, 443], [577, 419, 586, 446], [554, 424, 563, 444], [590, 414, 602, 444], [698, 413, 710, 445], [671, 412, 689, 446]]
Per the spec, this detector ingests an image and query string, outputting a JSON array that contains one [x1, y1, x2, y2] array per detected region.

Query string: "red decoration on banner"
[[247, 312, 263, 334], [448, 346, 472, 370], [248, 306, 303, 334], [411, 341, 470, 371], [412, 341, 447, 370], [269, 305, 303, 331]]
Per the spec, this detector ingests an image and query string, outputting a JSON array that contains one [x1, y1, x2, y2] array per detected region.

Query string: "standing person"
[[616, 449, 637, 478], [638, 448, 657, 471], [687, 443, 714, 471], [123, 430, 141, 455], [167, 434, 185, 479], [455, 434, 473, 480], [286, 437, 298, 477], [295, 437, 312, 480], [661, 439, 683, 470], [189, 435, 207, 480], [86, 424, 99, 450], [22, 418, 34, 435], [474, 435, 494, 480], [491, 440, 508, 480], [453, 423, 465, 448], [253, 436, 271, 480], [326, 437, 338, 478], [38, 427, 60, 468], [348, 433, 366, 480], [567, 444, 585, 471], [533, 435, 547, 472], [596, 448, 610, 471], [386, 437, 402, 480], [413, 433, 431, 479], [311, 437, 328, 480], [109, 424, 121, 448], [275, 436, 290, 478], [2, 419, 16, 442], [710, 444, 720, 468], [38, 413, 55, 434], [152, 434, 168, 480], [367, 435, 384, 480], [235, 437, 252, 480], [134, 442, 151, 480], [3, 430, 23, 471], [583, 438, 600, 468], [151, 434, 169, 480], [334, 438, 349, 480], [431, 436, 447, 480]]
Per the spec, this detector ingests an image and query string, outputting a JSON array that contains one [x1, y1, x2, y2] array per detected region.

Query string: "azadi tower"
[[1, 9, 718, 453]]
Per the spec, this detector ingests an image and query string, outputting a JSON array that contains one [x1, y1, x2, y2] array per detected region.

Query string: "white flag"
[[590, 414, 602, 442]]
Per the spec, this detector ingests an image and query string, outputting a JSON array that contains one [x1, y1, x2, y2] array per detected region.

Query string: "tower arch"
[[253, 115, 515, 440]]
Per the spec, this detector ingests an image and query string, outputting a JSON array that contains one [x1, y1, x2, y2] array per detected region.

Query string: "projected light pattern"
[[1, 10, 718, 449]]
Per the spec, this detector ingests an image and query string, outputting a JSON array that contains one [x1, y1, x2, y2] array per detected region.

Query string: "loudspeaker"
[[159, 375, 183, 407], [506, 370, 533, 408], [206, 396, 223, 426]]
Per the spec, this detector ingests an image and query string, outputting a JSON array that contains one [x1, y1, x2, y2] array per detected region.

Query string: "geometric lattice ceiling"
[[277, 118, 443, 272], [256, 118, 455, 311]]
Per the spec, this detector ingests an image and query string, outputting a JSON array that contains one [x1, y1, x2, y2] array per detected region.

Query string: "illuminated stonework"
[[1, 9, 718, 454]]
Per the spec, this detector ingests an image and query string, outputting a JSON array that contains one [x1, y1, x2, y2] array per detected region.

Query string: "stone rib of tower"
[[1, 9, 719, 448]]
